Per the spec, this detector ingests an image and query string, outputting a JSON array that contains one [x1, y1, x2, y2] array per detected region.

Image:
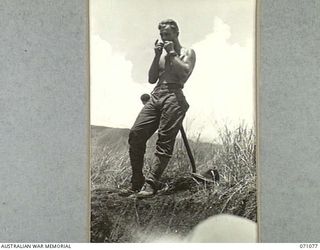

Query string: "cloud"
[[184, 17, 255, 141], [90, 34, 154, 128], [90, 17, 255, 142]]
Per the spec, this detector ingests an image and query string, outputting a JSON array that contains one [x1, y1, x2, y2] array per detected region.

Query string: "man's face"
[[160, 25, 178, 42]]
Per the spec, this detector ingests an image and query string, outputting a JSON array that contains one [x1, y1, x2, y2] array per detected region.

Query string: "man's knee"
[[128, 129, 146, 148]]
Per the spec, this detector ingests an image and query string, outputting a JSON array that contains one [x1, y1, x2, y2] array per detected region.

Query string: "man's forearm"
[[148, 55, 161, 83]]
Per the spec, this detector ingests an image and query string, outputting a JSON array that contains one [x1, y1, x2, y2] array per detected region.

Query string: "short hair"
[[158, 19, 179, 34]]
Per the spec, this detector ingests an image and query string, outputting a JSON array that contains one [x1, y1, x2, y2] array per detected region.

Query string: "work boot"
[[118, 188, 138, 197], [131, 175, 145, 191], [134, 180, 157, 199], [118, 176, 145, 197]]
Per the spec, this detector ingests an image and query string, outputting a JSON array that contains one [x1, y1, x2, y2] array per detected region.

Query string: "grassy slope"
[[90, 125, 257, 242]]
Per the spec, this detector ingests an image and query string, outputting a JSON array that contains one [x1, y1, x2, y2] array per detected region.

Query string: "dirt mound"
[[91, 175, 256, 243]]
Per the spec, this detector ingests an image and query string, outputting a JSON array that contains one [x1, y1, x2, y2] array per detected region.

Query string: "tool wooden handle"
[[180, 125, 196, 173]]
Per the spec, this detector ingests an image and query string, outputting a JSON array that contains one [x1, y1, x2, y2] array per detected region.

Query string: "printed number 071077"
[[300, 244, 318, 248]]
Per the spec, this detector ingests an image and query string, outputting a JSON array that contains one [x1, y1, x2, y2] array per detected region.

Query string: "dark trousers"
[[128, 87, 189, 190]]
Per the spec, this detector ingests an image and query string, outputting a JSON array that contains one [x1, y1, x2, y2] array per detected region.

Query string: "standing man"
[[128, 19, 196, 198]]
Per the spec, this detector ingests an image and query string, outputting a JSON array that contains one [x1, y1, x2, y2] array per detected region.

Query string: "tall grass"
[[90, 124, 256, 242]]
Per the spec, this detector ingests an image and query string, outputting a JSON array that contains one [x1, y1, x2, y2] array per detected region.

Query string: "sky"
[[90, 0, 256, 142]]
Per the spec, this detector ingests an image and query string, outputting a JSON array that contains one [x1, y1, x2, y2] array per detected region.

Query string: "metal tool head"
[[191, 168, 220, 184]]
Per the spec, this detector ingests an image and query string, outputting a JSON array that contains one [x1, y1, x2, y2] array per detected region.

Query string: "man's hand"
[[154, 39, 164, 56], [163, 41, 175, 53]]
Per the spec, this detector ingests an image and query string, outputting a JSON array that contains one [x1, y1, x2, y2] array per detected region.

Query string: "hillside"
[[90, 125, 257, 242]]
